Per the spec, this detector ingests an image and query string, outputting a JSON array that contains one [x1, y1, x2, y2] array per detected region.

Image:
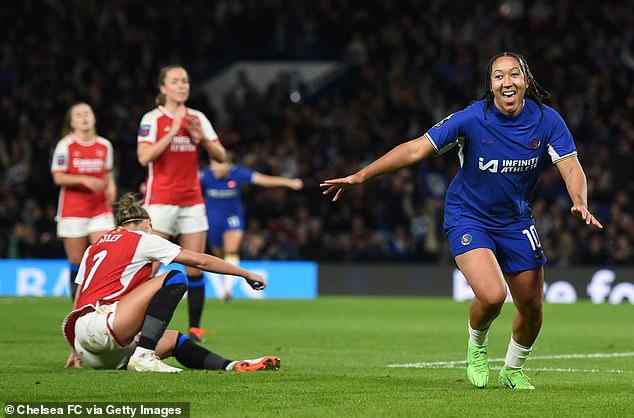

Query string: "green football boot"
[[499, 367, 535, 390], [466, 343, 489, 388]]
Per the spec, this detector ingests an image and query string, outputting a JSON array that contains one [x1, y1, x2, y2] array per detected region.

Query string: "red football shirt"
[[137, 106, 219, 206], [51, 134, 114, 218], [62, 227, 182, 346]]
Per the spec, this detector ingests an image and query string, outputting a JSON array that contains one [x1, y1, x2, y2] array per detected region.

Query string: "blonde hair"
[[155, 64, 186, 106], [114, 192, 150, 226], [61, 102, 96, 137]]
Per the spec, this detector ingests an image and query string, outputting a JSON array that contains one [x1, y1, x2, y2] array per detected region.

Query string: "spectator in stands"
[[0, 1, 630, 266], [224, 69, 262, 144]]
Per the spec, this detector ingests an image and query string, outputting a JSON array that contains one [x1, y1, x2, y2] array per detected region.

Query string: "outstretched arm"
[[174, 249, 265, 290], [252, 173, 303, 190], [320, 135, 435, 201], [555, 155, 603, 229]]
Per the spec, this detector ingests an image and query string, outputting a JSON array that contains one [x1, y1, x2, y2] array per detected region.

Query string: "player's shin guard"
[[173, 333, 231, 370], [69, 264, 79, 300], [187, 274, 205, 328], [137, 271, 187, 351]]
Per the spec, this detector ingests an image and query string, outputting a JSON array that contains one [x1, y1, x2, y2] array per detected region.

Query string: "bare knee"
[[477, 287, 507, 311]]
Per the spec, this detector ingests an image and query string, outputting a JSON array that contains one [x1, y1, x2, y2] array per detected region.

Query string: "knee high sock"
[[69, 264, 79, 300], [137, 271, 187, 351], [173, 333, 232, 370], [187, 274, 205, 328], [223, 254, 240, 294]]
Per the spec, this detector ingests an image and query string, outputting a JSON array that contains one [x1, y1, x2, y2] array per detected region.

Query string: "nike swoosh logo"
[[480, 140, 495, 145]]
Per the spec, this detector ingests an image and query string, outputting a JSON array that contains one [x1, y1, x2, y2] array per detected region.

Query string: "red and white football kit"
[[51, 134, 114, 219], [62, 227, 182, 348], [137, 106, 219, 206]]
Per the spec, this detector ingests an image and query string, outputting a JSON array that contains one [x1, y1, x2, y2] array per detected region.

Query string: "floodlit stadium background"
[[1, 1, 632, 302]]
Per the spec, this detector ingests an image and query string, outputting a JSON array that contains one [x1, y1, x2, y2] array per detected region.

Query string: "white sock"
[[468, 321, 489, 347], [504, 336, 532, 369]]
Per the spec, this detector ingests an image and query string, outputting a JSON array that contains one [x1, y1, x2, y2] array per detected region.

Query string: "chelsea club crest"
[[528, 137, 541, 149]]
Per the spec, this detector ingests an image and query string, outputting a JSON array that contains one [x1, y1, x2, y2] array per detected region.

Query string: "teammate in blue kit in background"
[[200, 152, 303, 301], [321, 52, 603, 390]]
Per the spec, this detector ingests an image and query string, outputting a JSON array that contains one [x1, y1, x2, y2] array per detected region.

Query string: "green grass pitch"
[[1, 296, 632, 417]]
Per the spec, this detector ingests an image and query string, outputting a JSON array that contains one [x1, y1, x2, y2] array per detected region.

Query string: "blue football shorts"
[[206, 212, 245, 248], [446, 223, 547, 273]]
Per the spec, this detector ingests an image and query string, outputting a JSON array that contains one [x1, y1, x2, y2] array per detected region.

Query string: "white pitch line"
[[388, 352, 634, 374], [0, 298, 43, 304], [388, 363, 630, 374], [529, 352, 634, 360], [522, 367, 629, 374]]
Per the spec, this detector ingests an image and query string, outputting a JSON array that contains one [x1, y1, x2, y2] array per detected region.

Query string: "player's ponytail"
[[155, 93, 166, 106], [61, 106, 73, 137], [115, 192, 150, 226]]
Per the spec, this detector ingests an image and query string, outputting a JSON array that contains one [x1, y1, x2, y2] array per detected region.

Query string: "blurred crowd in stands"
[[1, 0, 633, 265]]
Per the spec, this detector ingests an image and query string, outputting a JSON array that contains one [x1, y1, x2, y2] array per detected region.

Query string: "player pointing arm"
[[322, 52, 602, 390]]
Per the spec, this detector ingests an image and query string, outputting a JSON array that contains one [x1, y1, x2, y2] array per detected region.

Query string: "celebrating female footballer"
[[321, 52, 602, 390]]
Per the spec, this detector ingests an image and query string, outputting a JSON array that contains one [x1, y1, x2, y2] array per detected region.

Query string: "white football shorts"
[[144, 204, 208, 236], [73, 302, 137, 370], [57, 213, 115, 238]]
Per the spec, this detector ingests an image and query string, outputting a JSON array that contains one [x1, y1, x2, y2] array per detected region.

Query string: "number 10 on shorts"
[[522, 225, 542, 251]]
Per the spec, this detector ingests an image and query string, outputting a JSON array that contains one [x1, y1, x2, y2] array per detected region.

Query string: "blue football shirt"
[[425, 98, 577, 230], [200, 165, 255, 224]]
